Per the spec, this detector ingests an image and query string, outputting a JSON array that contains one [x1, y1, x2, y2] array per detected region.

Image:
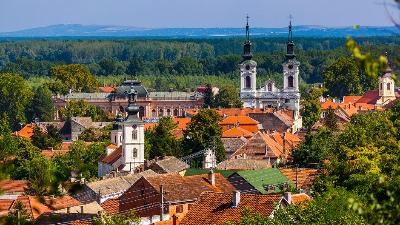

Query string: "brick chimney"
[[232, 190, 241, 207], [208, 170, 215, 186]]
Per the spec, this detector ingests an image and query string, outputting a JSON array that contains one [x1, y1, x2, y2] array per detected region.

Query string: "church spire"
[[285, 15, 295, 60], [242, 15, 253, 60]]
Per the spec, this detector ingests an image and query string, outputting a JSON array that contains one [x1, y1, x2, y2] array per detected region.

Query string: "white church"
[[239, 18, 302, 129]]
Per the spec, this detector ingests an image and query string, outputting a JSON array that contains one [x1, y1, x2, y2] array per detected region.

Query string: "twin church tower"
[[239, 16, 301, 118]]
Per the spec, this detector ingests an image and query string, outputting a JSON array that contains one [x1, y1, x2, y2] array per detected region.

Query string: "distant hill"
[[0, 24, 398, 39]]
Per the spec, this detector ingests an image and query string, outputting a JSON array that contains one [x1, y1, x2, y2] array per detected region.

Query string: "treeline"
[[1, 37, 400, 87]]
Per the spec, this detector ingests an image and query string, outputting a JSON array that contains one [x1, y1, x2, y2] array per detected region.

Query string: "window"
[[387, 83, 391, 90], [114, 136, 117, 143], [132, 129, 138, 140], [245, 76, 251, 88], [173, 109, 179, 117], [166, 109, 171, 116], [159, 109, 164, 117], [176, 205, 183, 213], [380, 83, 383, 90], [268, 83, 272, 92], [288, 76, 294, 88], [152, 109, 156, 117], [132, 148, 138, 158]]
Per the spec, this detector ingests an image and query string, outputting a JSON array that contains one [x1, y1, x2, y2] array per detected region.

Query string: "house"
[[221, 136, 247, 158], [142, 156, 189, 175], [75, 169, 156, 204], [279, 168, 318, 193], [219, 115, 259, 133], [0, 180, 28, 196], [0, 199, 14, 216], [227, 168, 294, 194], [216, 158, 271, 170], [248, 109, 301, 134], [101, 171, 235, 225], [179, 191, 283, 225]]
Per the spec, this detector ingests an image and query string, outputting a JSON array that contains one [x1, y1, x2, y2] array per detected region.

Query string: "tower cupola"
[[285, 15, 295, 60], [242, 15, 253, 61]]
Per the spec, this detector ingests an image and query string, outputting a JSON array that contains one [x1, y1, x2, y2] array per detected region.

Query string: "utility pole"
[[160, 185, 164, 221]]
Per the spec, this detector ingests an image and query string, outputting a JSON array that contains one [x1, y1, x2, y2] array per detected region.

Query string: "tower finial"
[[242, 14, 252, 60], [288, 15, 293, 43], [245, 14, 250, 43]]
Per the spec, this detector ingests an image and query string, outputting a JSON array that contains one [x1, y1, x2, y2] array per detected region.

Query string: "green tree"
[[22, 156, 56, 196], [214, 85, 243, 108], [126, 56, 145, 76], [78, 124, 112, 142], [26, 85, 55, 122], [324, 106, 338, 131], [203, 84, 215, 108], [146, 117, 182, 159], [0, 73, 34, 130], [93, 209, 140, 225], [5, 200, 33, 225], [60, 100, 113, 122], [300, 87, 326, 130], [183, 108, 225, 164], [50, 64, 98, 92], [30, 124, 62, 150]]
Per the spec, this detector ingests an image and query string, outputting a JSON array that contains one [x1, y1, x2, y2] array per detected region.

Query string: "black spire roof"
[[124, 87, 142, 123], [382, 52, 393, 78], [285, 15, 296, 60], [242, 15, 253, 61]]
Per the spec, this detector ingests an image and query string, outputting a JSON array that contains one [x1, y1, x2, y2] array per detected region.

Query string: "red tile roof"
[[320, 99, 338, 110], [13, 196, 53, 219], [222, 127, 254, 138], [100, 146, 122, 165], [220, 116, 259, 125], [0, 199, 14, 216], [42, 196, 82, 210], [356, 90, 380, 104], [179, 192, 283, 225], [15, 124, 34, 138], [292, 193, 311, 205], [100, 198, 120, 215], [0, 180, 28, 193], [41, 149, 69, 159], [342, 96, 362, 104], [172, 118, 191, 130], [279, 168, 318, 190], [99, 86, 117, 93]]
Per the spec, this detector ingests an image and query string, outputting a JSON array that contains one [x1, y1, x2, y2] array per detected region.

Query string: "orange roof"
[[320, 99, 338, 110], [214, 108, 266, 117], [337, 103, 358, 117], [100, 146, 122, 164], [354, 102, 375, 111], [179, 192, 282, 225], [342, 95, 362, 104], [42, 196, 82, 210], [0, 180, 28, 193], [291, 193, 311, 204], [279, 168, 318, 190], [107, 143, 118, 149], [144, 123, 157, 131], [356, 90, 380, 104], [220, 116, 259, 125], [14, 196, 53, 219], [100, 198, 120, 215], [172, 118, 191, 130], [41, 149, 69, 159], [0, 199, 14, 216], [222, 127, 254, 138], [15, 124, 34, 138], [99, 86, 117, 93]]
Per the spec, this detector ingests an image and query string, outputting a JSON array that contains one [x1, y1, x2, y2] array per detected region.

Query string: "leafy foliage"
[[50, 64, 98, 92], [93, 209, 140, 225], [30, 124, 62, 150], [214, 85, 243, 108], [60, 100, 114, 122], [26, 85, 55, 122], [300, 87, 326, 130]]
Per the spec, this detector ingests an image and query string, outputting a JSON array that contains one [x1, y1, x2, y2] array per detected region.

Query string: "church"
[[239, 18, 302, 129]]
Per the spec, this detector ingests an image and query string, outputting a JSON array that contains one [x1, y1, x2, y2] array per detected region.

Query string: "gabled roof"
[[13, 196, 53, 219], [342, 95, 362, 104], [222, 127, 254, 138], [148, 156, 189, 173], [15, 124, 34, 138], [356, 90, 380, 104], [279, 168, 318, 190], [141, 173, 235, 203], [229, 168, 294, 194], [337, 103, 358, 117], [86, 170, 156, 198], [100, 198, 119, 215], [221, 137, 247, 158], [220, 116, 259, 125], [320, 99, 338, 110], [214, 108, 265, 117], [179, 192, 283, 225], [99, 146, 122, 165], [0, 180, 28, 193], [0, 199, 14, 216], [230, 132, 283, 160], [41, 149, 69, 159], [71, 117, 93, 129]]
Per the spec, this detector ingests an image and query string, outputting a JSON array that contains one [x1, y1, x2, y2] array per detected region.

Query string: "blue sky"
[[0, 0, 397, 32]]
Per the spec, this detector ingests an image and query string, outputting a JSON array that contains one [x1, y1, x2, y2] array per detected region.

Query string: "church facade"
[[239, 18, 301, 124]]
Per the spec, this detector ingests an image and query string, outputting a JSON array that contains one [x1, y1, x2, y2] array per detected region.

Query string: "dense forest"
[[1, 36, 400, 91]]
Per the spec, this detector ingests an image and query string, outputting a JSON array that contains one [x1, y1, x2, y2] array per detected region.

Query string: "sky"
[[0, 0, 398, 32]]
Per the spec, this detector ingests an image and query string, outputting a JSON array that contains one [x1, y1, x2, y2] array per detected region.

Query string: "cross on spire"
[[288, 15, 293, 43]]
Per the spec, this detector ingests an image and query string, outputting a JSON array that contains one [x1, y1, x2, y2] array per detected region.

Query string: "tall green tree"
[[5, 200, 33, 225], [324, 106, 338, 131], [50, 64, 98, 92], [60, 100, 113, 122], [26, 85, 55, 122], [203, 84, 215, 108], [146, 117, 182, 159], [30, 124, 62, 150], [0, 73, 34, 131], [214, 85, 243, 108], [300, 87, 326, 130], [183, 108, 225, 164]]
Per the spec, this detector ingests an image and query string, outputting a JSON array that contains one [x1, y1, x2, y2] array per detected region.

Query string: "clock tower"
[[121, 87, 145, 172]]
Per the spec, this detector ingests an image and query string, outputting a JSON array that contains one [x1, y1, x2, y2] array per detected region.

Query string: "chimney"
[[144, 160, 148, 170], [80, 205, 84, 213], [67, 207, 70, 214], [284, 192, 292, 204], [208, 170, 215, 186], [232, 190, 241, 207]]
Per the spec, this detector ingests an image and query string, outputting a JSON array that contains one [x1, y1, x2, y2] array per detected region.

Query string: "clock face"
[[132, 124, 137, 129], [245, 64, 250, 70], [288, 65, 293, 69]]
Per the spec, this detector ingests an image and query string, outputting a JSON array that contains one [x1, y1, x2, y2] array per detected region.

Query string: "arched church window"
[[152, 109, 156, 117], [132, 129, 138, 140], [268, 83, 272, 92], [166, 109, 171, 116], [387, 83, 391, 90], [245, 76, 251, 88], [173, 109, 179, 117], [159, 109, 164, 117], [139, 106, 145, 119], [132, 148, 137, 158], [288, 76, 294, 88]]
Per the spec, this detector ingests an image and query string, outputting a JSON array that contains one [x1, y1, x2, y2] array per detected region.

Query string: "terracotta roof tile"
[[143, 173, 235, 202], [337, 103, 358, 117], [0, 180, 28, 193], [99, 86, 117, 93], [342, 95, 363, 104], [279, 168, 318, 190], [222, 127, 254, 138], [320, 99, 338, 110], [356, 90, 380, 104], [106, 143, 117, 149], [14, 196, 53, 219], [42, 196, 82, 210], [291, 193, 311, 204], [100, 146, 122, 164], [179, 192, 282, 225], [214, 108, 265, 117], [0, 199, 14, 216], [172, 118, 191, 130], [216, 159, 270, 170], [15, 124, 34, 138], [220, 116, 259, 125], [100, 198, 120, 215], [41, 149, 69, 159]]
